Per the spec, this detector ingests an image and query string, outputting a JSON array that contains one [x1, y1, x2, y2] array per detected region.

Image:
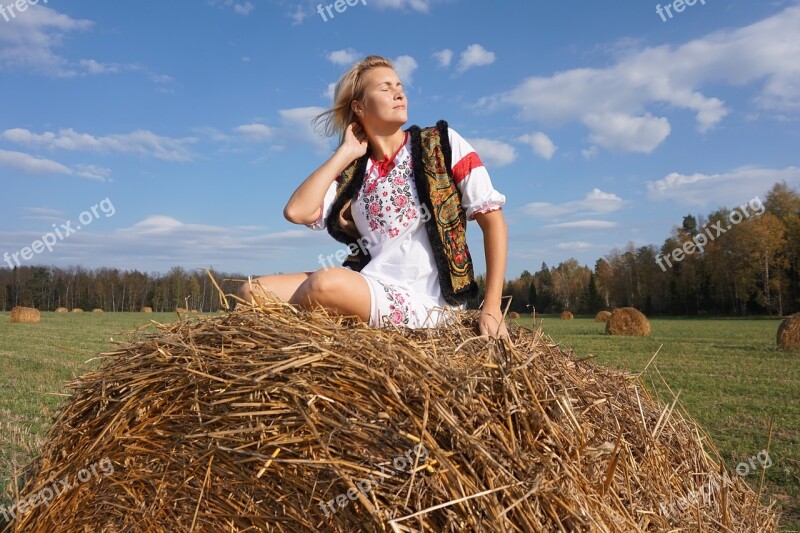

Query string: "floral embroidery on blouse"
[[358, 159, 418, 237], [376, 280, 418, 326]]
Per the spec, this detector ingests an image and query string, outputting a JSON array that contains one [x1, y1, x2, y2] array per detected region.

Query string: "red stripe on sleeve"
[[452, 152, 484, 184]]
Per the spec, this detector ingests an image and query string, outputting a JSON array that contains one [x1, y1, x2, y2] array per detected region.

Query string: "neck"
[[367, 127, 406, 161]]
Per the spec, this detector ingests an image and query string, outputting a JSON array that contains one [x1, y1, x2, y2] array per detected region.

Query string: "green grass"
[[0, 312, 798, 530]]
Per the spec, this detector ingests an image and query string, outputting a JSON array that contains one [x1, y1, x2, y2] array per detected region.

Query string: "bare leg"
[[290, 267, 372, 324], [238, 272, 313, 305], [238, 268, 372, 324]]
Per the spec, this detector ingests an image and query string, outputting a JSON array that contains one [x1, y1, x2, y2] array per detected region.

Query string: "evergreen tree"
[[584, 273, 605, 313], [528, 281, 537, 310]]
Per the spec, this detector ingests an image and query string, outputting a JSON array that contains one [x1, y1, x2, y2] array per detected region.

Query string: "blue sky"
[[1, 0, 798, 277]]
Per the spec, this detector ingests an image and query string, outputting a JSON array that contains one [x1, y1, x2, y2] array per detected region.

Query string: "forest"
[[2, 182, 798, 316]]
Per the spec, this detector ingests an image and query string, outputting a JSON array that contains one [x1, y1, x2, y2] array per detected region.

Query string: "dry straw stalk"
[[6, 287, 778, 532]]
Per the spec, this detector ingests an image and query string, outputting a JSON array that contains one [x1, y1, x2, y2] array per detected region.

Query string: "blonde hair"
[[313, 55, 395, 147]]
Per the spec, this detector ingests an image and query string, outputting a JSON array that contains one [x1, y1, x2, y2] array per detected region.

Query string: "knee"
[[304, 269, 344, 302], [238, 282, 252, 302]]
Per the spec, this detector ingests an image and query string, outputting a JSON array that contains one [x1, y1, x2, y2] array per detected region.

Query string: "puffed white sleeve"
[[305, 180, 339, 230], [448, 127, 506, 221]]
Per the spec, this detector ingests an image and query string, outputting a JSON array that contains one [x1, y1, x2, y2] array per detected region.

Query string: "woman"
[[239, 55, 509, 340]]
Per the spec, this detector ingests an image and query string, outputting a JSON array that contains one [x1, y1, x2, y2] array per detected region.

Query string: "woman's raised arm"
[[283, 122, 367, 225]]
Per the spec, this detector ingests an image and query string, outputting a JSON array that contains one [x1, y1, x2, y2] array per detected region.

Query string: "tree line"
[[2, 182, 798, 316], [0, 266, 243, 312], [499, 182, 799, 316]]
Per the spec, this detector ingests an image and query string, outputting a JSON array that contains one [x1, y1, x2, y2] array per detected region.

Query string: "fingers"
[[477, 316, 508, 340], [348, 122, 367, 142]]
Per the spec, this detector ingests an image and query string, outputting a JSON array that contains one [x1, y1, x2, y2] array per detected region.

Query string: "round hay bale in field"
[[140, 307, 153, 313], [191, 309, 200, 314], [560, 310, 574, 320], [776, 313, 800, 350], [509, 311, 520, 319], [8, 297, 778, 532], [595, 310, 612, 323], [71, 308, 84, 313], [92, 308, 104, 313], [9, 306, 40, 324], [55, 307, 69, 313], [605, 307, 650, 336], [175, 307, 188, 313]]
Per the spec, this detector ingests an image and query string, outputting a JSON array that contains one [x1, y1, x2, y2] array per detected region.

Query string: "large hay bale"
[[7, 300, 777, 532], [777, 313, 800, 350], [55, 307, 69, 313], [92, 308, 104, 313], [606, 307, 650, 336], [560, 310, 574, 320], [595, 310, 612, 323], [508, 311, 520, 319], [141, 307, 153, 313], [9, 306, 40, 324], [71, 308, 84, 313]]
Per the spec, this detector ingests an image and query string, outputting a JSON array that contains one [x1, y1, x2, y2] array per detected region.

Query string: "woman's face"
[[357, 67, 407, 129]]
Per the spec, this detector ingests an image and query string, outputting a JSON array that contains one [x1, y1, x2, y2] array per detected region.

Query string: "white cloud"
[[289, 4, 306, 25], [466, 138, 516, 167], [432, 49, 453, 68], [278, 107, 331, 153], [524, 189, 624, 218], [209, 0, 255, 15], [2, 128, 196, 162], [582, 146, 599, 160], [556, 241, 597, 250], [0, 149, 71, 175], [369, 0, 441, 12], [518, 132, 558, 160], [74, 164, 112, 182], [457, 44, 495, 73], [647, 166, 800, 206], [234, 2, 255, 15], [21, 207, 65, 222], [236, 123, 275, 142], [0, 6, 92, 77], [78, 59, 119, 74], [90, 216, 314, 266], [0, 6, 170, 85], [583, 113, 671, 154], [327, 49, 360, 66], [75, 60, 173, 84], [545, 220, 618, 229], [0, 149, 110, 181], [392, 55, 418, 86], [324, 82, 336, 101], [480, 5, 800, 152], [0, 212, 328, 272]]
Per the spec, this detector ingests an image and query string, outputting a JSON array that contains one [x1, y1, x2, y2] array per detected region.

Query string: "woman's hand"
[[478, 308, 510, 341], [340, 122, 369, 159]]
